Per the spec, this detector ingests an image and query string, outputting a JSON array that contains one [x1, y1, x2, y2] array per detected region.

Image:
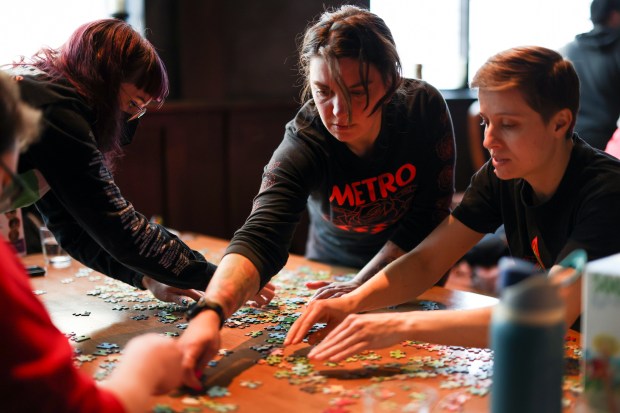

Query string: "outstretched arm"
[[306, 306, 493, 361], [294, 262, 584, 360], [342, 216, 482, 313], [286, 216, 483, 345], [307, 241, 406, 300], [178, 253, 263, 389]]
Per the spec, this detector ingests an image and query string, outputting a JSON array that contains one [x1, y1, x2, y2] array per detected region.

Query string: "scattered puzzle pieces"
[[47, 263, 582, 413]]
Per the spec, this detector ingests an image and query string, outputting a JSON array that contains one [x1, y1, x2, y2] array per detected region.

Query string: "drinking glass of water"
[[39, 227, 71, 268]]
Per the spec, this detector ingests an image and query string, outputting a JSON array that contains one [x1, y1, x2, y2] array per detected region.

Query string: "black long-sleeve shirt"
[[15, 72, 215, 290], [227, 79, 456, 286]]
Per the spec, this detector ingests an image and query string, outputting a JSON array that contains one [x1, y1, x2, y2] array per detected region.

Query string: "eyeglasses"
[[127, 99, 147, 121], [0, 159, 35, 213], [120, 86, 149, 122]]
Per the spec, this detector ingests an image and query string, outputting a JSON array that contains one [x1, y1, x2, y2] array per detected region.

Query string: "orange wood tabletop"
[[21, 233, 583, 413]]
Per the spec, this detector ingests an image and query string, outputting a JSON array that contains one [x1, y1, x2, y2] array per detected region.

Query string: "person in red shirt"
[[0, 71, 183, 412]]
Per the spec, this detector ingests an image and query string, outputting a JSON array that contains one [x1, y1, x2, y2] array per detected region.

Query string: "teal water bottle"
[[490, 260, 565, 413]]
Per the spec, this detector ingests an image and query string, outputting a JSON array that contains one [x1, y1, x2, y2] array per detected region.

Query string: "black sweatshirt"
[[226, 79, 456, 286], [15, 72, 216, 290]]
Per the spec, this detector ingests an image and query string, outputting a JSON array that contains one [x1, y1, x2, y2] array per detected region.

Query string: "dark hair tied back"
[[298, 5, 403, 119]]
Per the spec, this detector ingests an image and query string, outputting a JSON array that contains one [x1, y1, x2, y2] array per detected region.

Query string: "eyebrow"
[[129, 89, 150, 104], [311, 80, 372, 89], [480, 111, 525, 118], [135, 96, 152, 106]]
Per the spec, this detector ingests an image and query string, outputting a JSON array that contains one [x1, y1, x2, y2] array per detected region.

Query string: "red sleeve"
[[0, 240, 125, 413]]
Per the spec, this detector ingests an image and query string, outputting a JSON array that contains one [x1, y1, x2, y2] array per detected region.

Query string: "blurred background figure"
[[562, 0, 620, 150], [604, 117, 620, 157]]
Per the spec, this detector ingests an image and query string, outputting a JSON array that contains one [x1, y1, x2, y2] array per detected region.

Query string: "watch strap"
[[186, 297, 225, 328]]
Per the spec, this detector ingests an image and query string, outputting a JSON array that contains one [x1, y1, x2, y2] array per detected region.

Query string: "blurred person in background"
[[562, 0, 620, 150]]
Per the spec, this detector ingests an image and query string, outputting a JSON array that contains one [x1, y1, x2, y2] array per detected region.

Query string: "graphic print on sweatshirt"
[[327, 163, 417, 234]]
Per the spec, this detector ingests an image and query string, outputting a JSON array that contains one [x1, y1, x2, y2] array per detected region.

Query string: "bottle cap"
[[497, 257, 543, 292], [502, 275, 562, 314]]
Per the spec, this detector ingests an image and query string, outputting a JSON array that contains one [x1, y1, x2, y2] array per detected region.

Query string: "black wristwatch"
[[185, 297, 226, 328]]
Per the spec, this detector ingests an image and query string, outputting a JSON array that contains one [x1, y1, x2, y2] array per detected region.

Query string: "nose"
[[332, 93, 346, 119], [482, 124, 497, 151]]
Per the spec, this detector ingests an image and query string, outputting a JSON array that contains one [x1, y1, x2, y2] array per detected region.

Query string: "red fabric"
[[0, 239, 125, 413]]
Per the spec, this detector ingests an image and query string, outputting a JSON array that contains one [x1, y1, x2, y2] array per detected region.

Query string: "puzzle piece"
[[97, 342, 120, 350], [75, 354, 96, 362], [72, 311, 91, 316], [218, 349, 233, 357], [72, 335, 90, 342], [202, 400, 237, 412], [324, 361, 340, 367], [152, 405, 175, 413], [389, 350, 406, 359], [240, 380, 262, 389], [291, 363, 313, 376], [206, 386, 230, 398], [274, 370, 291, 379]]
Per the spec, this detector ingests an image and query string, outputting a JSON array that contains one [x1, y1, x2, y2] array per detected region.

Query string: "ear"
[[551, 108, 573, 137]]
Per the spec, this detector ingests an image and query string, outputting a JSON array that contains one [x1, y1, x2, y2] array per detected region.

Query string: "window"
[[0, 0, 144, 66], [371, 0, 593, 89], [372, 0, 465, 89]]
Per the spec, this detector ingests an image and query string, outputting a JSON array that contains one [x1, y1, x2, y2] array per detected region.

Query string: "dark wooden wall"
[[114, 1, 477, 255], [144, 0, 369, 101]]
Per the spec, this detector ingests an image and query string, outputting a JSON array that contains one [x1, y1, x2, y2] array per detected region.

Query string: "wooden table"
[[22, 234, 582, 412]]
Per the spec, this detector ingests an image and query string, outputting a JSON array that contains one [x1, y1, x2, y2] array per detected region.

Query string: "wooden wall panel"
[[146, 0, 369, 102], [445, 96, 479, 192], [114, 120, 166, 220], [226, 104, 297, 230], [163, 111, 228, 238], [226, 103, 310, 254]]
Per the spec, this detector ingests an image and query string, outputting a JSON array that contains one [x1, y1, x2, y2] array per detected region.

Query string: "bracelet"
[[185, 297, 226, 328]]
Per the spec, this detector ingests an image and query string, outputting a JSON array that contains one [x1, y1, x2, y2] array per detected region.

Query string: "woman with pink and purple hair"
[[8, 19, 216, 304]]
